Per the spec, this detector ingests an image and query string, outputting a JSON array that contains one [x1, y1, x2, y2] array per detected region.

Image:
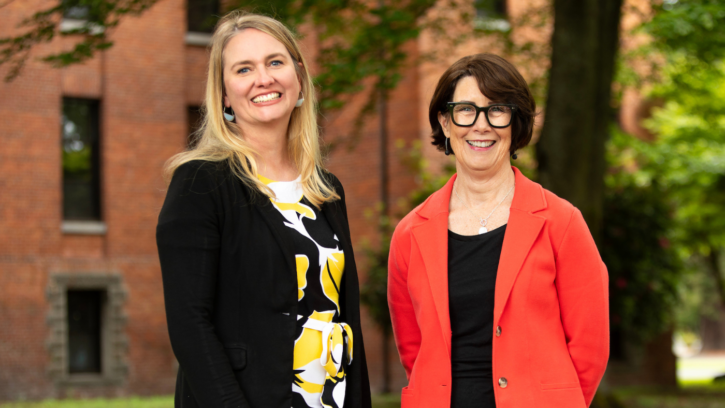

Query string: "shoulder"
[[321, 169, 342, 187], [319, 169, 345, 199], [535, 185, 591, 255], [170, 160, 233, 191], [540, 187, 578, 222], [395, 202, 424, 236], [390, 193, 433, 252], [172, 159, 229, 180]]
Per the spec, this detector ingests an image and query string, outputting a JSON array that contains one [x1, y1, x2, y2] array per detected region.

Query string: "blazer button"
[[498, 377, 508, 388], [496, 326, 502, 337]]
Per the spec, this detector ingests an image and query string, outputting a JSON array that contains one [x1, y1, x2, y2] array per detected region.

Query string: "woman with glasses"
[[387, 54, 609, 408], [157, 11, 370, 408]]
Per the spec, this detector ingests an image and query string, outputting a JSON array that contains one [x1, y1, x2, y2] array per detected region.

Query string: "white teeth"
[[467, 140, 495, 148], [252, 93, 281, 103]]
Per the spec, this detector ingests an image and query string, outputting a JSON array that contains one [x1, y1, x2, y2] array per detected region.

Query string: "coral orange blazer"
[[388, 167, 609, 408]]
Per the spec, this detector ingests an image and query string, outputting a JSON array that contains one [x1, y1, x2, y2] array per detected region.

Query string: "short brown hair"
[[429, 54, 536, 155]]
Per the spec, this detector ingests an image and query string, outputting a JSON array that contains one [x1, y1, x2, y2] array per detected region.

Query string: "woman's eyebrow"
[[265, 52, 286, 61], [230, 53, 288, 68]]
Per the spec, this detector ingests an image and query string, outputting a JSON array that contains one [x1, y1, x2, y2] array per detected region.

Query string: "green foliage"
[[602, 131, 683, 343], [607, 0, 725, 338], [643, 0, 725, 64], [360, 211, 393, 333], [0, 0, 158, 81], [62, 147, 92, 175], [640, 57, 725, 329]]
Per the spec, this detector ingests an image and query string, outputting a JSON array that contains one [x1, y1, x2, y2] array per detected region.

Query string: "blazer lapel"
[[254, 198, 297, 276], [493, 167, 547, 323], [412, 175, 457, 355], [410, 168, 548, 350], [321, 200, 348, 254]]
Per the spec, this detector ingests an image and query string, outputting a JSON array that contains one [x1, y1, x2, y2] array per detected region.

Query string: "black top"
[[156, 160, 370, 408], [448, 225, 506, 408]]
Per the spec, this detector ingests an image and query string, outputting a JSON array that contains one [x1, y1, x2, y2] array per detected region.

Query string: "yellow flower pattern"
[[258, 175, 351, 408]]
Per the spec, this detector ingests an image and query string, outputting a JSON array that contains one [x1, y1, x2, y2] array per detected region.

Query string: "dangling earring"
[[511, 151, 518, 160], [295, 91, 304, 108], [445, 137, 451, 156], [223, 106, 235, 122]]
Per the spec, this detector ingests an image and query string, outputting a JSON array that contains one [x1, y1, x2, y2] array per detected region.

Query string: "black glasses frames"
[[445, 102, 518, 128]]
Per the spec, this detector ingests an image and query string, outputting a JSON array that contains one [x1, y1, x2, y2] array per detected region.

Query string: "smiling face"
[[222, 28, 301, 130], [438, 76, 513, 177]]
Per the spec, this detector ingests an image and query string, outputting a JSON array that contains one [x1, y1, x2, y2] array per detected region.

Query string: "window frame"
[[185, 0, 220, 45], [61, 97, 103, 227], [474, 0, 511, 32], [46, 274, 128, 386]]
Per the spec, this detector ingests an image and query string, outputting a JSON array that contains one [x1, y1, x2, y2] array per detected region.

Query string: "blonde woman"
[[157, 11, 370, 408]]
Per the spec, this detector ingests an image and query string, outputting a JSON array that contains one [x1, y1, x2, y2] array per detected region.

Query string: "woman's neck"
[[243, 124, 298, 182], [454, 164, 515, 208]]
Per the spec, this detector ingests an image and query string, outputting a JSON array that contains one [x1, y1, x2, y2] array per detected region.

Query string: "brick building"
[[1, 0, 655, 401], [0, 0, 425, 400]]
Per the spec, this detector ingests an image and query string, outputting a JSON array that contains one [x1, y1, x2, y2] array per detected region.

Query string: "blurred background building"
[[0, 0, 420, 399]]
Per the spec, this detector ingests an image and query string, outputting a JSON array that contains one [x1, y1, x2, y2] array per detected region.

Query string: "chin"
[[254, 110, 291, 124]]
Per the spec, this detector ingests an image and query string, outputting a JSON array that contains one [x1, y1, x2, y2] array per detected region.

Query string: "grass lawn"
[[0, 396, 174, 408], [604, 380, 725, 408], [0, 396, 400, 408], [2, 383, 723, 408]]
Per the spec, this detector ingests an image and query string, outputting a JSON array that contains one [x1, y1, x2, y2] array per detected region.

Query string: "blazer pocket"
[[400, 387, 416, 408], [540, 381, 580, 390], [224, 343, 247, 370]]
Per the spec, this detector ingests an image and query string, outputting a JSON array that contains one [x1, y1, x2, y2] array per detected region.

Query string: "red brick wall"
[[0, 0, 419, 400], [0, 0, 185, 400]]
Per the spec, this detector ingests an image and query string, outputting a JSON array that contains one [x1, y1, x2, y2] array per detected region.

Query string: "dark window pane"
[[187, 0, 220, 33], [62, 98, 101, 221], [187, 106, 203, 149], [475, 0, 507, 19], [67, 290, 103, 374], [61, 0, 90, 20]]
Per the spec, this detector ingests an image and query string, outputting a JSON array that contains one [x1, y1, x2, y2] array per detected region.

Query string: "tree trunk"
[[536, 0, 623, 243], [702, 248, 725, 350], [641, 328, 678, 387], [381, 324, 391, 393], [708, 247, 725, 308], [700, 307, 725, 351]]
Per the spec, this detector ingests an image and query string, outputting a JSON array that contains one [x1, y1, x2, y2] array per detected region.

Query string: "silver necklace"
[[454, 181, 515, 234]]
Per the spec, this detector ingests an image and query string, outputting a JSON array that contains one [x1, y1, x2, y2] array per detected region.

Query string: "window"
[[68, 290, 103, 374], [47, 274, 128, 386], [474, 0, 510, 31], [59, 0, 105, 34], [62, 98, 101, 222], [62, 0, 91, 20], [187, 106, 203, 149], [187, 0, 220, 33]]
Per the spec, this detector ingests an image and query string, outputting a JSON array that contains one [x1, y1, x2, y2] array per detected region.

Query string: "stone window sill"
[[62, 221, 107, 235], [474, 17, 511, 32], [59, 18, 105, 35], [186, 31, 213, 46], [56, 374, 124, 387]]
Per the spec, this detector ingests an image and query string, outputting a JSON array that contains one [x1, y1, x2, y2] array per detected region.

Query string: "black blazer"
[[157, 160, 371, 408]]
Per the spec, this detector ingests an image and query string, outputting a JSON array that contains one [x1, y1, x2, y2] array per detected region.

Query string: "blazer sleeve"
[[555, 209, 610, 406], [387, 224, 422, 380], [156, 161, 250, 408]]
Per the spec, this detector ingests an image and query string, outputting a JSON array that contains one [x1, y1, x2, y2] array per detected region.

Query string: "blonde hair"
[[164, 10, 339, 206]]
